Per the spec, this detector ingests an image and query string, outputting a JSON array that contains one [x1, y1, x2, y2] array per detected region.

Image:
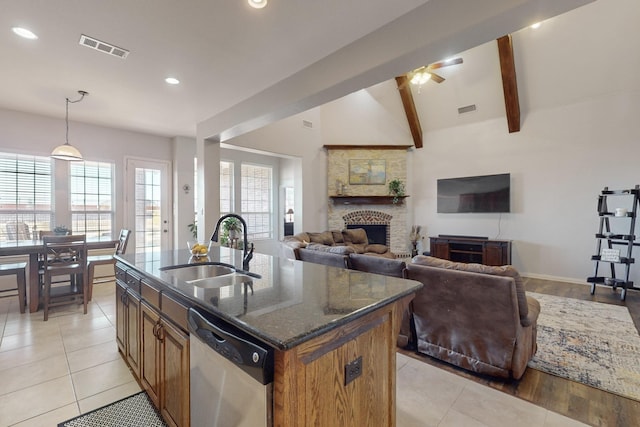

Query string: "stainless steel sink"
[[187, 273, 254, 289], [159, 263, 254, 289], [160, 263, 236, 282]]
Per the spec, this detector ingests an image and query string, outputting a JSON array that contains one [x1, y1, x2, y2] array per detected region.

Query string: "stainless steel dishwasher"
[[188, 306, 274, 427]]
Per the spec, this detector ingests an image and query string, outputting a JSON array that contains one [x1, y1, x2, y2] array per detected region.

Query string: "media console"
[[429, 235, 511, 266]]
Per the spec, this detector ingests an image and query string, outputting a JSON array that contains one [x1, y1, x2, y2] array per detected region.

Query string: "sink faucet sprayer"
[[211, 214, 254, 271]]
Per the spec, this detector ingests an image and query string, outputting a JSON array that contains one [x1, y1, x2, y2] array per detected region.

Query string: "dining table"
[[0, 237, 118, 312]]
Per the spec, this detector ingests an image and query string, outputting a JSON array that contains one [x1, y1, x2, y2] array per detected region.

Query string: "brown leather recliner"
[[404, 256, 540, 379]]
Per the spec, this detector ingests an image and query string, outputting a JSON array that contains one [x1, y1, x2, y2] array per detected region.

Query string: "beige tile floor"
[[0, 281, 586, 427]]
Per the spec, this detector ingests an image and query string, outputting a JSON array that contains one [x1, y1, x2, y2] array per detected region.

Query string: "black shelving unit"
[[587, 185, 640, 300]]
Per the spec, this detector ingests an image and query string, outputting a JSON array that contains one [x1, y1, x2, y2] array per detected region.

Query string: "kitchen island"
[[115, 246, 422, 427]]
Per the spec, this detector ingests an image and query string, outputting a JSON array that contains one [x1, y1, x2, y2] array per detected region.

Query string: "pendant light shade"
[[51, 90, 88, 161], [51, 143, 83, 161]]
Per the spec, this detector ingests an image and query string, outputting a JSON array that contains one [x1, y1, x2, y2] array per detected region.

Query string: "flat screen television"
[[437, 173, 511, 213]]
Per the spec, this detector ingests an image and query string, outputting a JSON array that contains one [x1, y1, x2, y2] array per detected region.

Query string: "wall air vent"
[[79, 34, 129, 59], [458, 104, 477, 114], [302, 120, 313, 129]]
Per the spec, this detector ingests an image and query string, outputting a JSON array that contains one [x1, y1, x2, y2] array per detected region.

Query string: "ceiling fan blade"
[[426, 57, 463, 71], [430, 73, 445, 83]]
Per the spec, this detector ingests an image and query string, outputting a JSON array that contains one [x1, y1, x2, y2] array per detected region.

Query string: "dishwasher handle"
[[188, 307, 274, 385]]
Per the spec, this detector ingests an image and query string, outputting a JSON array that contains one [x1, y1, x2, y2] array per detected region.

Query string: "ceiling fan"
[[398, 57, 464, 89]]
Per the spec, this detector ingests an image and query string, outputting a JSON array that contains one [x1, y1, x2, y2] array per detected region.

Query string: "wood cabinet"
[[116, 264, 189, 427], [140, 300, 190, 427], [115, 277, 140, 378], [117, 261, 415, 427], [273, 295, 411, 426], [429, 236, 511, 266]]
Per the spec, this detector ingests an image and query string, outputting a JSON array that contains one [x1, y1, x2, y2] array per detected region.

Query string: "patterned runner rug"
[[528, 292, 640, 401], [58, 391, 167, 427]]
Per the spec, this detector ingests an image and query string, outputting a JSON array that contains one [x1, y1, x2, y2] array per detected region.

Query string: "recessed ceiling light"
[[248, 0, 267, 9], [165, 77, 180, 85], [12, 27, 38, 40]]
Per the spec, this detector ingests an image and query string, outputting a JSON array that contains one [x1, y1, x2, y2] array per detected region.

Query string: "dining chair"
[[36, 231, 59, 289], [0, 262, 27, 313], [38, 230, 70, 239], [41, 234, 88, 321], [87, 229, 130, 300], [6, 222, 31, 240]]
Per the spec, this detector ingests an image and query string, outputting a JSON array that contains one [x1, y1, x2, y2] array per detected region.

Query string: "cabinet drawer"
[[161, 292, 189, 332], [125, 270, 142, 295], [141, 279, 161, 310], [115, 264, 127, 283], [449, 242, 483, 252]]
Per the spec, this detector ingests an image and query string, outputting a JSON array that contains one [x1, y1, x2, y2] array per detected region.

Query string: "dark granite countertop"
[[115, 246, 422, 351]]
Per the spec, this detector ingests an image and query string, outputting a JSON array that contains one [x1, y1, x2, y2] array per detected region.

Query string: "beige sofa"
[[281, 228, 395, 259], [403, 256, 540, 379]]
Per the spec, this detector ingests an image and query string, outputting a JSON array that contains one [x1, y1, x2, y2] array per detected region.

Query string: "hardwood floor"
[[397, 278, 640, 427]]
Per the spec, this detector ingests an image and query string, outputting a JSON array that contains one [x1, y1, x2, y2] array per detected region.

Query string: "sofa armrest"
[[280, 239, 306, 260], [521, 295, 540, 327]]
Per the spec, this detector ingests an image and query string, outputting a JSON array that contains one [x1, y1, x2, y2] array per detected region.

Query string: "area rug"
[[58, 391, 167, 427], [528, 292, 640, 401]]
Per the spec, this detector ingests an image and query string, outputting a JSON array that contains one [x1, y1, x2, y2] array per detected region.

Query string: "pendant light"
[[248, 0, 267, 9], [51, 90, 88, 161]]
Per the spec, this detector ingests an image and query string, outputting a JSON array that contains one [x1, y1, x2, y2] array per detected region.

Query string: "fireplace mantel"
[[330, 195, 408, 205]]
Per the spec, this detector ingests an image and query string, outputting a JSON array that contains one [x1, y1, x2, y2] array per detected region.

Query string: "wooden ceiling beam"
[[395, 75, 423, 149], [497, 34, 521, 133]]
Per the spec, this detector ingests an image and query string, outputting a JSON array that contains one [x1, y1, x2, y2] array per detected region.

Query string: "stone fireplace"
[[344, 210, 391, 246], [324, 145, 412, 257], [329, 207, 409, 256]]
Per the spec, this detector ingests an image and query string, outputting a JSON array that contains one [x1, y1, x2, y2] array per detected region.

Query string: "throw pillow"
[[331, 230, 345, 244], [308, 231, 335, 246], [305, 243, 354, 254], [365, 244, 389, 254], [328, 245, 355, 255], [342, 228, 369, 245]]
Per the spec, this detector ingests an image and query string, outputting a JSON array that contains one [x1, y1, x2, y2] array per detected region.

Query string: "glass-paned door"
[[126, 158, 170, 253]]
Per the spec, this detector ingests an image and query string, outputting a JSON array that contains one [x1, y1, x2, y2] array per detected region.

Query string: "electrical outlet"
[[345, 356, 362, 386]]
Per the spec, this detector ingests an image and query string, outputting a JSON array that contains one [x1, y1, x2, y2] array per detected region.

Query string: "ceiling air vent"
[[458, 104, 477, 114], [79, 34, 129, 59]]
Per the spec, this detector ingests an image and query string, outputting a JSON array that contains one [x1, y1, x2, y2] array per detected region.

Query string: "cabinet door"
[[115, 281, 127, 354], [430, 240, 450, 259], [159, 320, 190, 427], [310, 320, 391, 426], [483, 243, 508, 266], [140, 301, 161, 408], [126, 291, 141, 378]]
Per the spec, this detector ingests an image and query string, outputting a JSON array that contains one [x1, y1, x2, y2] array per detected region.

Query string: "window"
[[0, 152, 53, 242], [220, 161, 234, 215], [70, 161, 114, 239], [241, 163, 272, 239]]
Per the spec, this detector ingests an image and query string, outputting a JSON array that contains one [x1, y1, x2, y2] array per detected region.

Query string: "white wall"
[[0, 108, 173, 237], [172, 136, 197, 248], [224, 108, 326, 233]]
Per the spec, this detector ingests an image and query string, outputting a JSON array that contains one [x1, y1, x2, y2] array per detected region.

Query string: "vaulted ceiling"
[[1, 0, 595, 140]]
